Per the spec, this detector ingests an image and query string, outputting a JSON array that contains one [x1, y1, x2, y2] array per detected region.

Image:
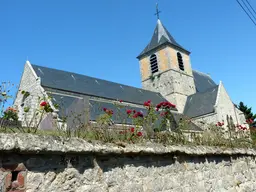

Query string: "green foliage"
[[238, 102, 256, 126], [0, 81, 254, 148], [3, 107, 18, 121]]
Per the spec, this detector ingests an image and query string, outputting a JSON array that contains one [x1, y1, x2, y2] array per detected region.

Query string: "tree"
[[238, 102, 256, 127]]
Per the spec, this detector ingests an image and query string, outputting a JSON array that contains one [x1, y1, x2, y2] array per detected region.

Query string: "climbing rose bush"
[[40, 101, 53, 113], [216, 121, 224, 127], [3, 107, 18, 121]]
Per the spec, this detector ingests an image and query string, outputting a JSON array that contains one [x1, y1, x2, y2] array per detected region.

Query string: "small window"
[[177, 52, 184, 71], [150, 54, 159, 74]]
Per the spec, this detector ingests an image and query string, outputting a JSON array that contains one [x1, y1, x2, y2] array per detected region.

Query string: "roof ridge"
[[193, 69, 211, 77], [188, 85, 219, 97]]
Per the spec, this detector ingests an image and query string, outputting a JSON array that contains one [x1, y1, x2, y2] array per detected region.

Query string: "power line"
[[245, 0, 256, 16], [236, 0, 256, 26], [241, 0, 256, 21]]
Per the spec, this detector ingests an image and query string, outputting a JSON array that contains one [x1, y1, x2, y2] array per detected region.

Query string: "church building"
[[14, 16, 247, 131]]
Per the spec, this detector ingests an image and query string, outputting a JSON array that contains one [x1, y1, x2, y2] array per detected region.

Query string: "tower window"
[[177, 52, 184, 71], [150, 54, 159, 74]]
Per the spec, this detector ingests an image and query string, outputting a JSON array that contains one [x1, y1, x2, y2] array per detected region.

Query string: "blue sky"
[[0, 0, 255, 113]]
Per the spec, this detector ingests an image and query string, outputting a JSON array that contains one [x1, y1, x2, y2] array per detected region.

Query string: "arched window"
[[150, 54, 158, 74], [177, 52, 184, 71]]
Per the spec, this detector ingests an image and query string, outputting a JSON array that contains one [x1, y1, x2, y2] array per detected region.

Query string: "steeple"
[[137, 19, 189, 59], [137, 8, 195, 113]]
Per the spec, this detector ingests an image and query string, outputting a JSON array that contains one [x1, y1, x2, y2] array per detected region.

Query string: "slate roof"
[[193, 70, 217, 93], [49, 93, 82, 119], [31, 64, 168, 106], [48, 93, 202, 131], [89, 99, 202, 131], [137, 19, 189, 58], [183, 85, 219, 118]]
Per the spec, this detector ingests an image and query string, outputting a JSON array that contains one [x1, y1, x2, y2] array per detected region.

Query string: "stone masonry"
[[142, 69, 196, 113], [14, 61, 45, 126], [1, 133, 256, 192]]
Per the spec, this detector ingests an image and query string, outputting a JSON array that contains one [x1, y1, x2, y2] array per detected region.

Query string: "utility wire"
[[241, 0, 256, 21], [245, 0, 256, 16], [236, 0, 256, 26]]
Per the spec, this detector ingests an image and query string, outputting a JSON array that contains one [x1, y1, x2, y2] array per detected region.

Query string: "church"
[[14, 16, 247, 131]]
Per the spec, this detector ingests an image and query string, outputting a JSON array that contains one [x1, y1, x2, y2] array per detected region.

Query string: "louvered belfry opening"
[[177, 52, 184, 71], [150, 54, 159, 74]]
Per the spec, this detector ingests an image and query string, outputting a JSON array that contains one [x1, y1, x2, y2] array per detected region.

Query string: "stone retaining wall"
[[0, 133, 256, 192]]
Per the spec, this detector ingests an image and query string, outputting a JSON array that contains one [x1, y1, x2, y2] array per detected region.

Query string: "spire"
[[154, 3, 161, 20], [137, 19, 190, 59]]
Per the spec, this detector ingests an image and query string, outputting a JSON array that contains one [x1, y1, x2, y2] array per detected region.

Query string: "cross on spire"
[[154, 3, 161, 20]]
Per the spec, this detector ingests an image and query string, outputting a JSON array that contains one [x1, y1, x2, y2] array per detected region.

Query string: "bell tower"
[[137, 9, 196, 113]]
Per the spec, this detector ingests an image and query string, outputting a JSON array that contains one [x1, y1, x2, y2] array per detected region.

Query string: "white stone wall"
[[14, 62, 45, 127], [192, 83, 248, 131], [192, 112, 219, 130], [1, 133, 256, 192], [235, 107, 247, 125], [215, 82, 247, 129], [142, 69, 196, 113]]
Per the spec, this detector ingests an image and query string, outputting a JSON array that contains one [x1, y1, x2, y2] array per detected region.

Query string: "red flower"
[[246, 119, 254, 124], [40, 101, 47, 107], [130, 127, 135, 133], [103, 108, 113, 115], [156, 101, 176, 109], [137, 111, 143, 117], [133, 110, 136, 113], [144, 100, 151, 107], [6, 107, 17, 113], [119, 100, 123, 103], [160, 112, 168, 117], [126, 109, 132, 115], [137, 132, 143, 137], [217, 122, 223, 127], [133, 111, 143, 118]]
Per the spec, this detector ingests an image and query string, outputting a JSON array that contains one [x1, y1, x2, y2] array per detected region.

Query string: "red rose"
[[137, 132, 143, 137], [126, 109, 132, 115], [130, 127, 135, 133], [143, 100, 151, 107], [103, 108, 107, 112], [40, 101, 47, 107], [119, 100, 123, 103], [137, 112, 143, 117], [133, 113, 138, 118]]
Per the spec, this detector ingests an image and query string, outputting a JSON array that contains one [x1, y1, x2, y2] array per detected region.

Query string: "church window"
[[177, 52, 184, 71], [150, 54, 159, 74]]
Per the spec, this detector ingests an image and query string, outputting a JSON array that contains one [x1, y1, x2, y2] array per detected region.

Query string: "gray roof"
[[193, 70, 217, 93], [137, 19, 189, 58], [89, 99, 202, 131], [48, 92, 201, 131], [184, 85, 219, 118], [31, 64, 167, 106]]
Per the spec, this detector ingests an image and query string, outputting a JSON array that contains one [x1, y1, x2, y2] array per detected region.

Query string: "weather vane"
[[155, 3, 161, 19]]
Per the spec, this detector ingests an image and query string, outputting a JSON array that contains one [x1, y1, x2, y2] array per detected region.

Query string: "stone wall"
[[142, 69, 196, 113], [1, 133, 256, 192], [14, 61, 45, 127]]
